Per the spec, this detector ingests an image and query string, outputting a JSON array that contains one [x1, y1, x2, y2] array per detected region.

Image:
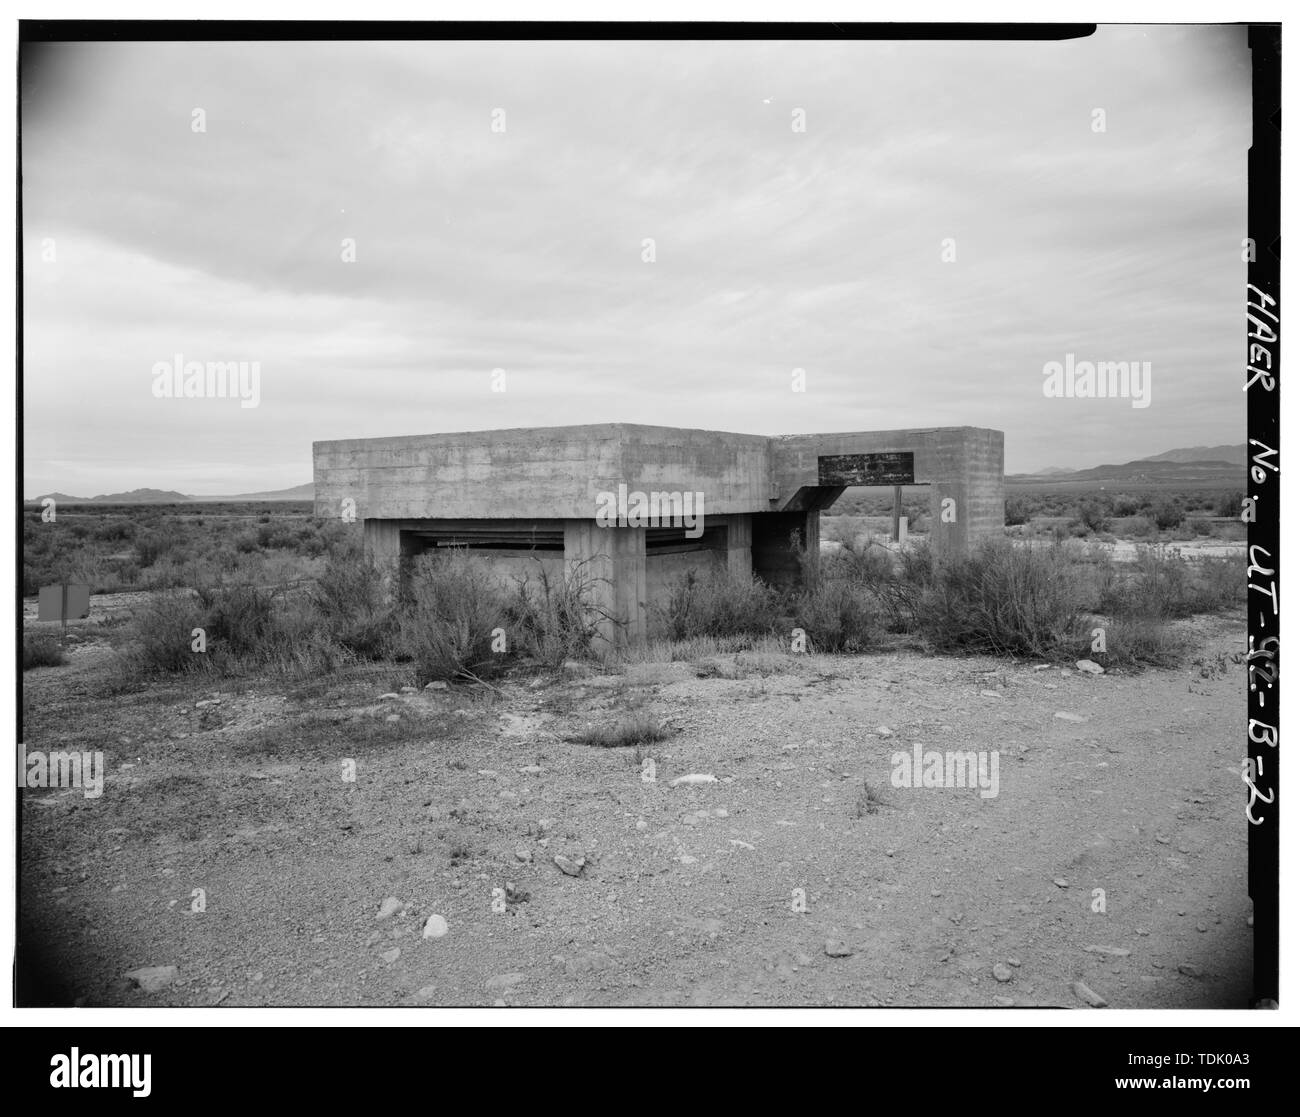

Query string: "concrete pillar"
[[563, 519, 646, 650], [723, 514, 752, 579], [363, 519, 404, 597]]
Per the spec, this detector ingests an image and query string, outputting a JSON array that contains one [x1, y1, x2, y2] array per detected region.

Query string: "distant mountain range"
[[25, 482, 314, 504], [1014, 444, 1246, 485]]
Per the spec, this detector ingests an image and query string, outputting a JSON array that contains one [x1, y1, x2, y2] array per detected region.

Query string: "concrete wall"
[[314, 423, 771, 522], [770, 427, 1004, 558]]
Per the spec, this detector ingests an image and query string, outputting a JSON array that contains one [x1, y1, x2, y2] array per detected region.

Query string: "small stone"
[[1155, 834, 1171, 845], [1177, 963, 1203, 978], [519, 765, 543, 774], [824, 939, 853, 958], [380, 948, 400, 964], [515, 848, 532, 863], [364, 930, 381, 947], [478, 769, 498, 777], [635, 819, 648, 831], [1072, 980, 1107, 1007], [385, 713, 400, 722], [885, 849, 895, 857], [378, 693, 400, 700], [1083, 945, 1131, 958], [554, 855, 585, 877], [400, 686, 417, 694], [376, 896, 403, 920], [930, 888, 942, 898], [1135, 927, 1149, 936], [422, 914, 449, 939], [1053, 878, 1069, 888], [980, 690, 1003, 699], [874, 726, 893, 737], [424, 681, 448, 691], [1007, 957, 1021, 967], [713, 808, 729, 818], [1076, 660, 1104, 675], [1054, 712, 1086, 722], [1196, 922, 1208, 933], [992, 963, 1013, 983], [671, 773, 717, 787], [124, 966, 178, 994], [995, 996, 1015, 1007]]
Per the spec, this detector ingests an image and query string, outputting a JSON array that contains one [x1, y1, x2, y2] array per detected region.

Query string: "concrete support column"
[[563, 519, 646, 650], [363, 519, 404, 597], [723, 513, 752, 579]]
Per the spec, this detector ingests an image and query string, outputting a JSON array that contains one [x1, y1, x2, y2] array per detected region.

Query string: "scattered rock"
[[519, 765, 543, 774], [874, 726, 893, 737], [1196, 922, 1208, 933], [125, 966, 178, 994], [553, 855, 585, 877], [729, 839, 755, 850], [995, 996, 1015, 1007], [1076, 660, 1104, 675], [477, 769, 498, 777], [380, 948, 400, 964], [378, 693, 400, 701], [1084, 945, 1131, 958], [980, 690, 1003, 699], [1177, 963, 1203, 978], [1053, 878, 1069, 889], [514, 848, 532, 863], [635, 819, 647, 831], [407, 985, 438, 1002], [992, 963, 1014, 983], [385, 714, 400, 723], [824, 939, 854, 958], [400, 686, 418, 694], [1007, 957, 1021, 967], [671, 773, 717, 787], [1072, 980, 1107, 1007], [422, 914, 449, 939], [1054, 712, 1086, 723], [376, 896, 403, 920], [424, 681, 448, 691]]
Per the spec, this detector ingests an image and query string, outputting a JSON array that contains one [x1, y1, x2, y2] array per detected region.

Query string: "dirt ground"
[[19, 608, 1251, 1009]]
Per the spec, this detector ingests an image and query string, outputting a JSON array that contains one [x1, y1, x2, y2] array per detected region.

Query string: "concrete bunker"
[[313, 423, 1004, 649]]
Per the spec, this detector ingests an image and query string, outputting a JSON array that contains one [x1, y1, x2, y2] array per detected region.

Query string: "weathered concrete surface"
[[314, 423, 771, 522], [313, 423, 1005, 647]]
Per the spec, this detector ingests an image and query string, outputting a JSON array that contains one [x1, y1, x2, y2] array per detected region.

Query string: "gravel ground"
[[19, 611, 1250, 1008]]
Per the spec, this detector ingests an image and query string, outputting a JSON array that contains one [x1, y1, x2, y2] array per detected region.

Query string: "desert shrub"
[[127, 589, 208, 674], [233, 531, 259, 554], [573, 711, 668, 748], [1004, 496, 1031, 526], [23, 634, 66, 670], [394, 549, 510, 683], [658, 567, 778, 641], [824, 538, 897, 584], [1216, 491, 1244, 518], [134, 529, 177, 567], [911, 540, 1088, 657], [94, 518, 137, 543], [1152, 500, 1186, 530], [195, 582, 282, 657], [793, 578, 880, 653], [1074, 500, 1110, 534], [1112, 494, 1141, 517], [312, 553, 396, 658], [1096, 611, 1189, 667], [1128, 515, 1157, 538], [508, 557, 609, 667]]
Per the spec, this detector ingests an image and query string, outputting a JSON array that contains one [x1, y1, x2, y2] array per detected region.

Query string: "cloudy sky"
[[22, 27, 1250, 496]]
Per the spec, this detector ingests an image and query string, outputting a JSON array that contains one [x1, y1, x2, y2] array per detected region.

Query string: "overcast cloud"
[[21, 27, 1250, 495]]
